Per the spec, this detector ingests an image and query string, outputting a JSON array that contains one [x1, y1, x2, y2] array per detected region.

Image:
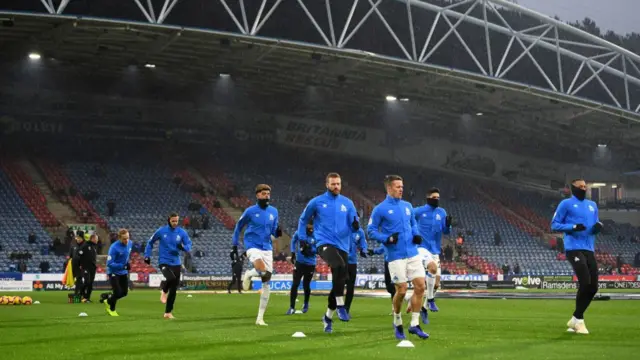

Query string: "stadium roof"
[[1, 0, 640, 164]]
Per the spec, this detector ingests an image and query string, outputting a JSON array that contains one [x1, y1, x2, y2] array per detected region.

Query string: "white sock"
[[411, 312, 420, 327], [336, 296, 345, 306], [325, 308, 335, 319], [426, 274, 435, 300], [393, 312, 403, 326], [257, 283, 270, 320]]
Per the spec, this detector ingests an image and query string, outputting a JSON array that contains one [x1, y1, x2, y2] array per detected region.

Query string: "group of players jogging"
[[234, 172, 450, 340], [102, 173, 601, 338]]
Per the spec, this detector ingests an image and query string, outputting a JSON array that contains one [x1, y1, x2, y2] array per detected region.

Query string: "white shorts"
[[388, 255, 426, 284], [418, 248, 441, 276], [246, 248, 273, 273]]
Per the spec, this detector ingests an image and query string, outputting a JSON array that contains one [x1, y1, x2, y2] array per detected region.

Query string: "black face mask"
[[257, 198, 270, 209], [571, 185, 586, 201], [306, 228, 314, 236], [426, 198, 439, 208]]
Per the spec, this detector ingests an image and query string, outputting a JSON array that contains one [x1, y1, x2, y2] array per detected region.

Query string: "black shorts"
[[317, 244, 348, 269]]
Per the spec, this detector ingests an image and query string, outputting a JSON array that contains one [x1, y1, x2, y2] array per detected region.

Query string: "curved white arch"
[[12, 0, 640, 115]]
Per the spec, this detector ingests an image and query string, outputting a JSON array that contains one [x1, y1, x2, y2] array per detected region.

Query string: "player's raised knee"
[[427, 262, 437, 274], [261, 271, 272, 282]]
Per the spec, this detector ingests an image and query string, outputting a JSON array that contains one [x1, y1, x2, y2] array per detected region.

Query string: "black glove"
[[412, 235, 422, 245], [359, 250, 367, 258], [445, 215, 452, 228], [367, 249, 374, 256], [592, 222, 603, 234], [351, 217, 359, 231], [144, 257, 151, 265], [300, 242, 314, 257], [124, 263, 131, 271], [177, 243, 185, 251], [290, 253, 296, 265], [573, 224, 587, 231], [232, 245, 238, 256], [275, 226, 283, 238], [387, 233, 399, 244]]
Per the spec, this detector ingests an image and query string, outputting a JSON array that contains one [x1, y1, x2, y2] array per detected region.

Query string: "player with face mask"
[[412, 187, 452, 323], [551, 179, 603, 335], [232, 184, 282, 326]]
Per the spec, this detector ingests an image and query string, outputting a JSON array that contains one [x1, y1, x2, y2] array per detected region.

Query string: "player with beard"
[[144, 212, 192, 319], [233, 184, 282, 326], [298, 173, 360, 333]]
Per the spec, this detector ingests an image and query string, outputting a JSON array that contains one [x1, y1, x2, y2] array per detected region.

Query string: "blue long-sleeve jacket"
[[348, 228, 368, 264], [551, 196, 600, 252], [373, 245, 388, 262], [290, 231, 317, 266], [144, 225, 192, 266], [233, 204, 279, 251], [414, 205, 450, 255], [367, 195, 420, 262], [297, 191, 359, 253], [107, 240, 133, 275]]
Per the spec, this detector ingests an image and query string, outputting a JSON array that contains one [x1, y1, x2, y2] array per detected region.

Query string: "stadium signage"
[[440, 274, 489, 281], [0, 272, 22, 281], [251, 280, 332, 291], [355, 274, 385, 287], [540, 281, 640, 290], [284, 121, 367, 141], [0, 116, 64, 135], [23, 273, 111, 282], [0, 281, 33, 292], [510, 276, 543, 288]]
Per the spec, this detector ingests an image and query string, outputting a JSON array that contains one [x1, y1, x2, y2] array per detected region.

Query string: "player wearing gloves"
[[287, 222, 317, 315], [232, 184, 282, 326], [345, 227, 368, 316], [413, 187, 452, 322], [368, 175, 428, 340], [144, 212, 192, 319], [551, 179, 603, 335], [298, 172, 359, 333], [101, 229, 133, 317]]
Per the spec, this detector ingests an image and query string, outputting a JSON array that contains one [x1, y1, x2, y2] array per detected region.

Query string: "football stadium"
[[1, 0, 640, 359]]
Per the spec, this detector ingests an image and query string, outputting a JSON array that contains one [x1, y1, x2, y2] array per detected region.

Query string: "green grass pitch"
[[1, 291, 639, 360]]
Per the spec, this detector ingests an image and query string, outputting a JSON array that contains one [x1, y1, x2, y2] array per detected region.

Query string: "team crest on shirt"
[[435, 214, 441, 221], [255, 213, 260, 217], [588, 205, 594, 212], [322, 204, 328, 208], [355, 234, 361, 240], [368, 218, 373, 225], [340, 204, 347, 212], [422, 213, 427, 217], [405, 207, 410, 216], [388, 210, 394, 214], [269, 214, 274, 221], [176, 235, 181, 242]]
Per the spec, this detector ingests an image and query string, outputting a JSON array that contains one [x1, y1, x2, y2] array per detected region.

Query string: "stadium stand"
[[1, 145, 638, 276], [0, 165, 64, 273]]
